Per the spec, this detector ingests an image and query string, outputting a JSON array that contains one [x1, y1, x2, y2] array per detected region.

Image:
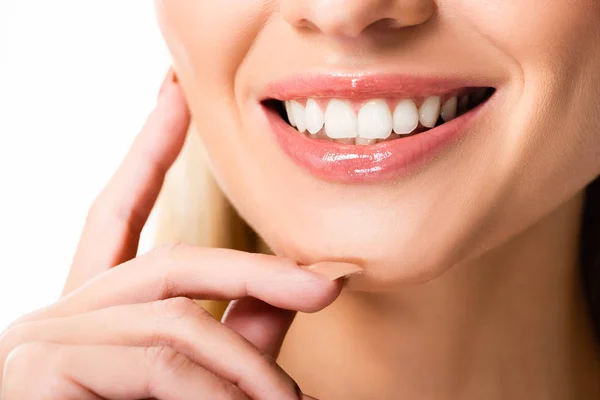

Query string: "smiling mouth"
[[259, 73, 498, 183], [263, 86, 495, 145]]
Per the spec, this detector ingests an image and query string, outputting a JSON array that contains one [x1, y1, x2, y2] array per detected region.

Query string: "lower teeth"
[[304, 123, 431, 145]]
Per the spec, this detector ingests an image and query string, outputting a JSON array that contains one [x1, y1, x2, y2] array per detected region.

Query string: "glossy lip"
[[259, 73, 496, 184], [259, 72, 493, 100]]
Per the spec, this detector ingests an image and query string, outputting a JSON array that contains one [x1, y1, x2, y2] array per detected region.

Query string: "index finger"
[[62, 68, 191, 296]]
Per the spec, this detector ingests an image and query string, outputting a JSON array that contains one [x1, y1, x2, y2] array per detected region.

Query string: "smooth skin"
[[3, 0, 600, 398], [0, 70, 358, 399], [154, 0, 600, 398]]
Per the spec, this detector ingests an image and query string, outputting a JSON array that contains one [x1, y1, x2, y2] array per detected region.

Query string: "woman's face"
[[155, 1, 600, 289]]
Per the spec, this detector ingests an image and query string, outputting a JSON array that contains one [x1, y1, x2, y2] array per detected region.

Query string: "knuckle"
[[5, 342, 45, 371], [156, 297, 210, 321], [5, 343, 70, 399], [145, 346, 188, 372], [144, 347, 249, 400], [154, 267, 178, 300], [86, 192, 145, 235], [144, 243, 191, 299], [4, 342, 53, 385], [146, 298, 211, 350], [85, 193, 110, 224], [0, 322, 34, 360]]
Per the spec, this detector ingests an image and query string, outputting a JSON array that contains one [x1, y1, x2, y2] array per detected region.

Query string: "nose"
[[281, 0, 436, 38]]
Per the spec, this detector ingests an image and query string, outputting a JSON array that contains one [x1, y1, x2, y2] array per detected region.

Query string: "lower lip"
[[263, 95, 493, 184]]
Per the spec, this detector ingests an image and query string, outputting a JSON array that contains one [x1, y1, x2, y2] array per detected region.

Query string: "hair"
[[154, 125, 264, 320], [155, 125, 600, 339]]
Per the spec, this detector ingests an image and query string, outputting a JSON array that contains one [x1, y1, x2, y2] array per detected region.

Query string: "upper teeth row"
[[284, 96, 463, 140]]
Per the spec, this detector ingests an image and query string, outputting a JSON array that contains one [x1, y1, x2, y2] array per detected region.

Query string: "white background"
[[0, 1, 170, 329]]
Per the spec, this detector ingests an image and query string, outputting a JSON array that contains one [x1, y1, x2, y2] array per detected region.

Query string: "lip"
[[259, 73, 496, 184], [259, 73, 492, 100]]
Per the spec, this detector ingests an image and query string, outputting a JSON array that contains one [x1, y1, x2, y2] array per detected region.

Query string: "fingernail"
[[294, 382, 319, 400], [301, 261, 363, 281], [295, 382, 303, 399], [157, 67, 177, 98]]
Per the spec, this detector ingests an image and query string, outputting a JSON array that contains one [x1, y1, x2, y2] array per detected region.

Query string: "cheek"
[[453, 0, 600, 67], [467, 0, 600, 258], [455, 0, 600, 181], [154, 0, 276, 187], [154, 0, 272, 137], [155, 0, 270, 80]]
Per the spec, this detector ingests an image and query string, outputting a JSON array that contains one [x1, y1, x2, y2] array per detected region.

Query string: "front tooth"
[[419, 96, 442, 128], [305, 99, 324, 135], [290, 100, 306, 133], [324, 99, 357, 139], [441, 96, 457, 122], [285, 101, 296, 127], [393, 99, 419, 135], [357, 100, 393, 139]]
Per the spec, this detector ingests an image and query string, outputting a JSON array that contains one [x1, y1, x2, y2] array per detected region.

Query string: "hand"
[[0, 69, 362, 400]]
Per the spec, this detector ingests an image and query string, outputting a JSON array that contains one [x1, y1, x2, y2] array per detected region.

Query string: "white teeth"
[[285, 91, 473, 143], [290, 100, 306, 133], [324, 99, 358, 139], [440, 96, 457, 122], [419, 96, 442, 128], [305, 99, 324, 135], [357, 100, 393, 139], [393, 99, 419, 135], [285, 101, 296, 127]]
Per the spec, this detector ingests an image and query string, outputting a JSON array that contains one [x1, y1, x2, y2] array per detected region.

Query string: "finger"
[[2, 299, 303, 400], [222, 297, 296, 358], [221, 301, 321, 399], [2, 343, 249, 400], [48, 246, 362, 319], [63, 68, 191, 296]]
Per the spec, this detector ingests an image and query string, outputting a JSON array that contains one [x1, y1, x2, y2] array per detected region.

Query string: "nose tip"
[[282, 0, 436, 39]]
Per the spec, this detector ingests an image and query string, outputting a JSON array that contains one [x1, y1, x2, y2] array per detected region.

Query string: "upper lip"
[[260, 72, 495, 101]]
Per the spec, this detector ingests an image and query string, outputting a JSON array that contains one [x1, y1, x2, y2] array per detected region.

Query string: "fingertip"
[[156, 76, 186, 111], [156, 69, 189, 120], [277, 261, 362, 313], [291, 280, 344, 314], [151, 71, 190, 141], [300, 262, 364, 282], [157, 67, 178, 99]]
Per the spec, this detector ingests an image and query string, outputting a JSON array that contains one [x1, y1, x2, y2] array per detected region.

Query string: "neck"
[[278, 191, 600, 399]]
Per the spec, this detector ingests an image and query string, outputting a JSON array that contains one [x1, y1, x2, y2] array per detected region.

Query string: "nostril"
[[369, 18, 405, 31], [296, 18, 320, 32], [288, 16, 320, 33], [281, 0, 437, 38]]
